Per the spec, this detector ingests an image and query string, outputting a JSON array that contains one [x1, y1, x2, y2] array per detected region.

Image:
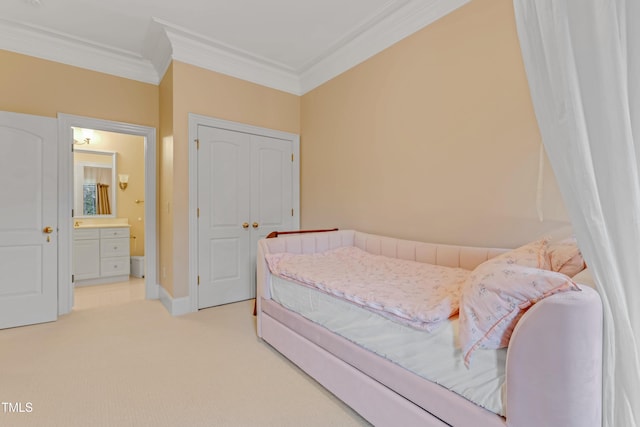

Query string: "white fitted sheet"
[[270, 274, 507, 416], [266, 247, 469, 331]]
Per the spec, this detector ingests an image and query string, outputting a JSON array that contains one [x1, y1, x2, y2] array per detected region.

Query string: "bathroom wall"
[[75, 130, 146, 256]]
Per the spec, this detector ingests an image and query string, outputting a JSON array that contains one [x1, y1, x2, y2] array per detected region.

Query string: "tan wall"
[[1, 48, 159, 277], [159, 64, 175, 294], [110, 133, 146, 257], [300, 0, 568, 248], [0, 50, 158, 127], [0, 50, 301, 298], [2, 0, 572, 301], [165, 61, 300, 297]]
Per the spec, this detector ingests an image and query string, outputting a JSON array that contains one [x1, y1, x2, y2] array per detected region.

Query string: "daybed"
[[256, 230, 602, 427]]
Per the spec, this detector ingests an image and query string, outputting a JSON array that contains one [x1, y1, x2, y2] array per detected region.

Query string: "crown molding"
[[143, 20, 174, 84], [0, 0, 469, 94], [155, 19, 301, 95], [152, 0, 469, 95], [299, 0, 470, 94], [0, 19, 160, 85], [296, 0, 411, 73]]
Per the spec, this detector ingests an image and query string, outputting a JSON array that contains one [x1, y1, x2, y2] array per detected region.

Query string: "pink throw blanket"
[[265, 246, 469, 331]]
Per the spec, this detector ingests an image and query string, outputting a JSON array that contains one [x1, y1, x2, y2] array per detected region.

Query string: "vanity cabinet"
[[73, 227, 130, 285], [73, 229, 100, 280]]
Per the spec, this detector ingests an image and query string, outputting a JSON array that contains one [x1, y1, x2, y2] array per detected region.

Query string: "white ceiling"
[[0, 0, 469, 95]]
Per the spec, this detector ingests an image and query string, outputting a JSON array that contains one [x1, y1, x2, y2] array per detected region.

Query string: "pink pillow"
[[459, 262, 580, 366], [489, 238, 549, 269], [548, 237, 586, 277]]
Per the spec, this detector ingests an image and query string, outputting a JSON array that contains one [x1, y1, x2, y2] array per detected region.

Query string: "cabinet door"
[[73, 239, 100, 280]]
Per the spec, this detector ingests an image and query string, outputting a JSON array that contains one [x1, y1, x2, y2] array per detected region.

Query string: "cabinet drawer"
[[100, 257, 130, 277], [100, 238, 130, 257], [74, 229, 100, 240], [100, 227, 130, 239]]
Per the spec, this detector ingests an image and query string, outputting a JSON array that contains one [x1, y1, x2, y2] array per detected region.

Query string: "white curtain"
[[513, 1, 640, 426], [83, 166, 98, 184]]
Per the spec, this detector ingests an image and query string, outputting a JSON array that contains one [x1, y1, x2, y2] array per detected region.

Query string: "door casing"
[[57, 114, 158, 314]]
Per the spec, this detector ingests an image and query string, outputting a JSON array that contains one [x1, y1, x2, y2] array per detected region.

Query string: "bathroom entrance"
[[58, 114, 158, 315], [71, 128, 147, 309]]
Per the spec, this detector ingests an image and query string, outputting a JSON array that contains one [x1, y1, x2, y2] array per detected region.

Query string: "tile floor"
[[73, 277, 146, 310]]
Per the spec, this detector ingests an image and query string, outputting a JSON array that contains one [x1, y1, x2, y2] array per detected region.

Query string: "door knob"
[[252, 222, 259, 229], [242, 222, 249, 229], [43, 226, 54, 234]]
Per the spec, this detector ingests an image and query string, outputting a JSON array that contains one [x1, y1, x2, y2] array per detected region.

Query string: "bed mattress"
[[270, 274, 507, 416]]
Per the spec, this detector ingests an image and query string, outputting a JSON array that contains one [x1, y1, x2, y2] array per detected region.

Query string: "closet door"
[[197, 126, 252, 309], [197, 125, 295, 309], [249, 135, 294, 297]]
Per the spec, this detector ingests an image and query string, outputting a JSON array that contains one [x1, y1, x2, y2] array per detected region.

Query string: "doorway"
[[71, 128, 147, 309], [58, 114, 158, 315]]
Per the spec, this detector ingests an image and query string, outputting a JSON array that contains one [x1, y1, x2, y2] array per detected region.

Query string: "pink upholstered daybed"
[[256, 230, 602, 427]]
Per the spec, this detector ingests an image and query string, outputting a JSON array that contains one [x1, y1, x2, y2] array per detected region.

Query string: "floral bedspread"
[[265, 246, 470, 331]]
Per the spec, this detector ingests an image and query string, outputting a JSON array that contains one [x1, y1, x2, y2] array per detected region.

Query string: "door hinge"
[[291, 153, 294, 162], [197, 208, 200, 218], [72, 274, 75, 283], [291, 208, 294, 216], [195, 138, 200, 149], [72, 209, 74, 217], [197, 275, 200, 285]]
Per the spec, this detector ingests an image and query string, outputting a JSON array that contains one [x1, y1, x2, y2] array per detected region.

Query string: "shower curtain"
[[97, 183, 111, 215]]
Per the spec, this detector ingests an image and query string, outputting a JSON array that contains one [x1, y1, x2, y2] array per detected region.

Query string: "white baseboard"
[[147, 283, 160, 300], [159, 285, 192, 316], [75, 275, 130, 287]]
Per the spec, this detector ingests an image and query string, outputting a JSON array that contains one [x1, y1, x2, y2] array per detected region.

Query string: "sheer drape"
[[513, 1, 640, 426], [83, 166, 98, 184]]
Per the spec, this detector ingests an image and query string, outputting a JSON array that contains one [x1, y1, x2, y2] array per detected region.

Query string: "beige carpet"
[[0, 298, 370, 427]]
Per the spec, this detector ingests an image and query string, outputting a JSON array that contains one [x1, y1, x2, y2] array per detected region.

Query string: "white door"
[[0, 111, 58, 329], [249, 135, 294, 287], [198, 126, 252, 309], [197, 126, 293, 309]]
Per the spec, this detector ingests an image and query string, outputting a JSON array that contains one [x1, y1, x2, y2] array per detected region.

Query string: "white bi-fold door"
[[0, 111, 58, 329], [197, 124, 295, 309]]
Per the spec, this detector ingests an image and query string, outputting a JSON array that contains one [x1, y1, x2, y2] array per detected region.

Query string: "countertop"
[[74, 223, 131, 229]]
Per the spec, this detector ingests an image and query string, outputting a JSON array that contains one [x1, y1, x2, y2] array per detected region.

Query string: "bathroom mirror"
[[74, 149, 117, 218]]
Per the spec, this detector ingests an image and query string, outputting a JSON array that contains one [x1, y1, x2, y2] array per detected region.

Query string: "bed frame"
[[256, 230, 603, 427]]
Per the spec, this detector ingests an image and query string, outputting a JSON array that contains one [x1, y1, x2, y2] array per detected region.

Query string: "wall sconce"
[[73, 137, 91, 145], [72, 127, 97, 145], [118, 174, 129, 191]]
